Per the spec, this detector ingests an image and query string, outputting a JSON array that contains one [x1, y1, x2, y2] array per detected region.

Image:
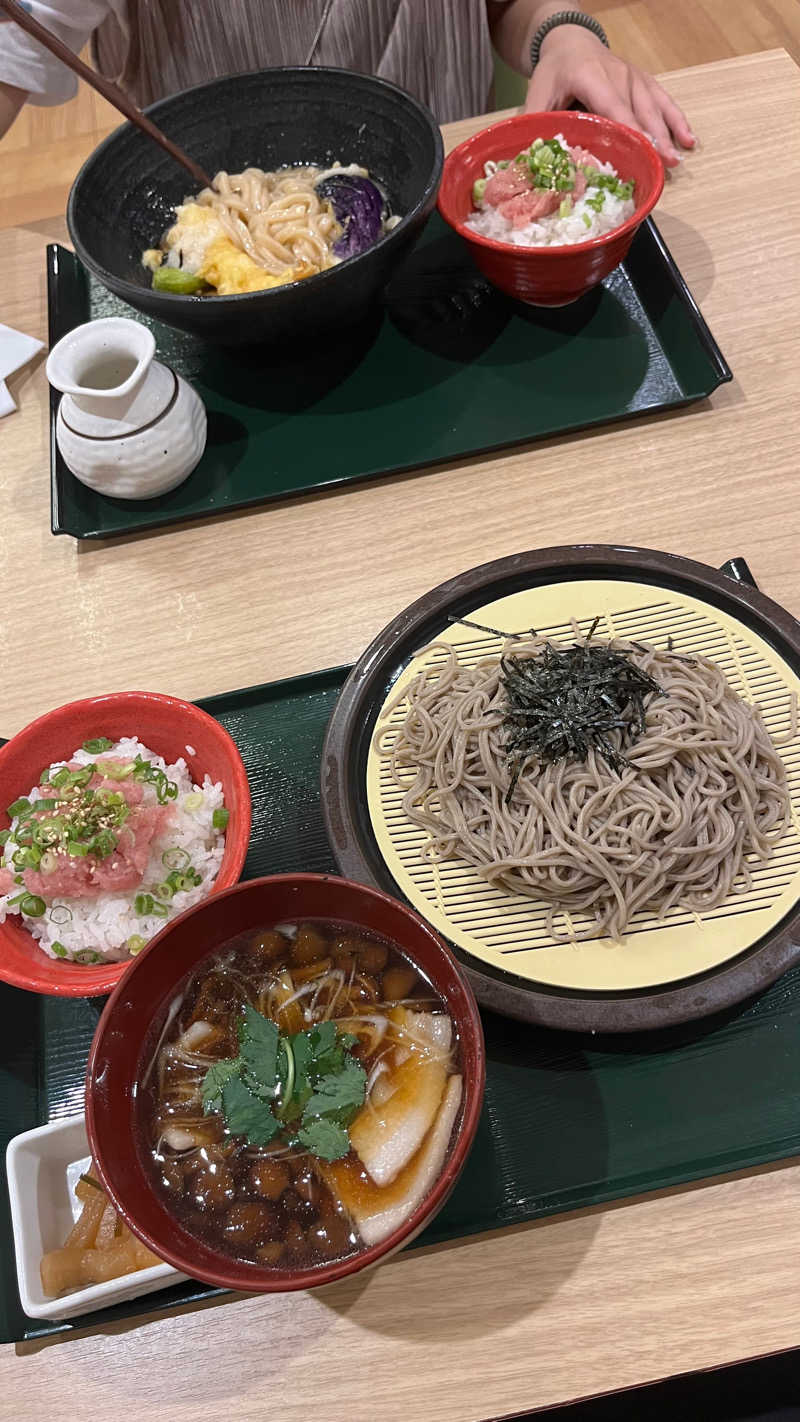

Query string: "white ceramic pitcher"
[[46, 316, 207, 500]]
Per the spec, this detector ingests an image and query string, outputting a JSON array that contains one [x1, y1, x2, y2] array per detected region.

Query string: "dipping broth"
[[141, 920, 462, 1270]]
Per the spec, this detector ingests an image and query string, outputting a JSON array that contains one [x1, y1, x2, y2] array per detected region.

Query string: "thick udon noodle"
[[378, 637, 791, 941], [196, 166, 341, 276]]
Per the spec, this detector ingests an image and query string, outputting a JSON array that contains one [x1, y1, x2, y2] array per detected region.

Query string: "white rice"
[[466, 137, 635, 248], [0, 737, 227, 964]]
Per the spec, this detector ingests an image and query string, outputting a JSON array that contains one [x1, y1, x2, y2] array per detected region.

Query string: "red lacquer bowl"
[[0, 692, 251, 997], [86, 873, 486, 1293], [438, 110, 665, 307]]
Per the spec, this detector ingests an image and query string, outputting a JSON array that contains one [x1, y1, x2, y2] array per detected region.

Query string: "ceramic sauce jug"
[[46, 316, 207, 499]]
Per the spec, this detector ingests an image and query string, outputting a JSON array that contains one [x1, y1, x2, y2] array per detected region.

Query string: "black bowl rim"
[[66, 65, 445, 308]]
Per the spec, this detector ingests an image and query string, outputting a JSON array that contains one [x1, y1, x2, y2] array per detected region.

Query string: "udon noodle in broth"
[[377, 631, 792, 942], [142, 163, 399, 297], [142, 920, 461, 1269]]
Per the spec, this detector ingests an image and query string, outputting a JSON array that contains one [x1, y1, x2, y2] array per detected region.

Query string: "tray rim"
[[321, 544, 800, 1033], [46, 220, 732, 540]]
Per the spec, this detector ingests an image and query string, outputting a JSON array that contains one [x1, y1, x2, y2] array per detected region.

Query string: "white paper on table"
[[0, 380, 16, 417], [0, 323, 45, 417]]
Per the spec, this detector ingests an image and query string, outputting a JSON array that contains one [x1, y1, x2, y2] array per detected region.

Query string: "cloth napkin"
[[0, 323, 45, 416]]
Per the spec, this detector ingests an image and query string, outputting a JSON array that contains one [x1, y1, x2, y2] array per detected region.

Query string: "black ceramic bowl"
[[67, 67, 444, 346]]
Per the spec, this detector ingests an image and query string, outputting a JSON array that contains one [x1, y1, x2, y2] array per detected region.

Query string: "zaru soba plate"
[[321, 547, 800, 1031]]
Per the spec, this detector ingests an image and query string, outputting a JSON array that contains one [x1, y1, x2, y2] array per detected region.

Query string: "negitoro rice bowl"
[[466, 133, 635, 248], [0, 736, 229, 965]]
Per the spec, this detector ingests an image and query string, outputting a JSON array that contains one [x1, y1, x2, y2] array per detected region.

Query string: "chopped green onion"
[[51, 941, 68, 959], [14, 823, 34, 847], [182, 793, 203, 812], [5, 892, 26, 907], [49, 904, 72, 925], [50, 768, 70, 789], [155, 880, 173, 900], [33, 798, 58, 812], [7, 797, 30, 819], [90, 830, 117, 859], [212, 808, 229, 831], [75, 949, 103, 965], [21, 894, 46, 917], [96, 788, 125, 808], [582, 213, 592, 229], [472, 176, 487, 205], [127, 934, 147, 956], [151, 900, 169, 918], [162, 847, 190, 870], [67, 840, 89, 857], [13, 846, 42, 869], [67, 767, 94, 789], [134, 893, 154, 915], [82, 738, 114, 754], [0, 831, 9, 847], [33, 818, 65, 846], [96, 760, 134, 780]]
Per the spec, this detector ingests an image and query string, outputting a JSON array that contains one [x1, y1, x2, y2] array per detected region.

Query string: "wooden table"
[[1, 48, 800, 1422]]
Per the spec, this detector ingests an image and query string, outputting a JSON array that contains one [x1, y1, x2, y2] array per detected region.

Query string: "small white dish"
[[6, 1114, 186, 1321]]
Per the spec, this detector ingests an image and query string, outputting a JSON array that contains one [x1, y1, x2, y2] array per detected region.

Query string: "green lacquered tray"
[[47, 216, 731, 539], [4, 656, 800, 1343]]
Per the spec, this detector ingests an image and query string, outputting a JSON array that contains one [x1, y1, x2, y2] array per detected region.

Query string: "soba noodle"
[[378, 636, 791, 941]]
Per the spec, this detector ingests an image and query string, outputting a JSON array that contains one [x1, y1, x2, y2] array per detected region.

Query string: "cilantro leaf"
[[221, 1074, 281, 1145], [239, 1005, 279, 1092], [302, 1055, 367, 1126], [286, 1021, 344, 1115], [201, 1058, 241, 1114], [198, 1010, 365, 1160], [297, 1117, 351, 1161]]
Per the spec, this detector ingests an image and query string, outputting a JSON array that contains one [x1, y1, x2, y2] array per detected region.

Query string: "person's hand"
[[525, 25, 695, 167]]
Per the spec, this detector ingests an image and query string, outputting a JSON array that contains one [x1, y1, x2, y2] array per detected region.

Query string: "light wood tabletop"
[[2, 46, 800, 1422]]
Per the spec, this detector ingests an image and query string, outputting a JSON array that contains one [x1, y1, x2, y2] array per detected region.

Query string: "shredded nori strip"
[[447, 614, 535, 640], [500, 618, 663, 800]]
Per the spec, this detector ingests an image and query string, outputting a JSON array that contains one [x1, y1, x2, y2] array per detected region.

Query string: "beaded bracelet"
[[530, 11, 609, 72]]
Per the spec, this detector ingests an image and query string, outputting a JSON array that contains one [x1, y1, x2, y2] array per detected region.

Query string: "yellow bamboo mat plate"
[[365, 579, 800, 994]]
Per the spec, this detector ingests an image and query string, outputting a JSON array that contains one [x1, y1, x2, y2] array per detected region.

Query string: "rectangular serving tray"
[[3, 655, 800, 1343], [47, 215, 731, 539]]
